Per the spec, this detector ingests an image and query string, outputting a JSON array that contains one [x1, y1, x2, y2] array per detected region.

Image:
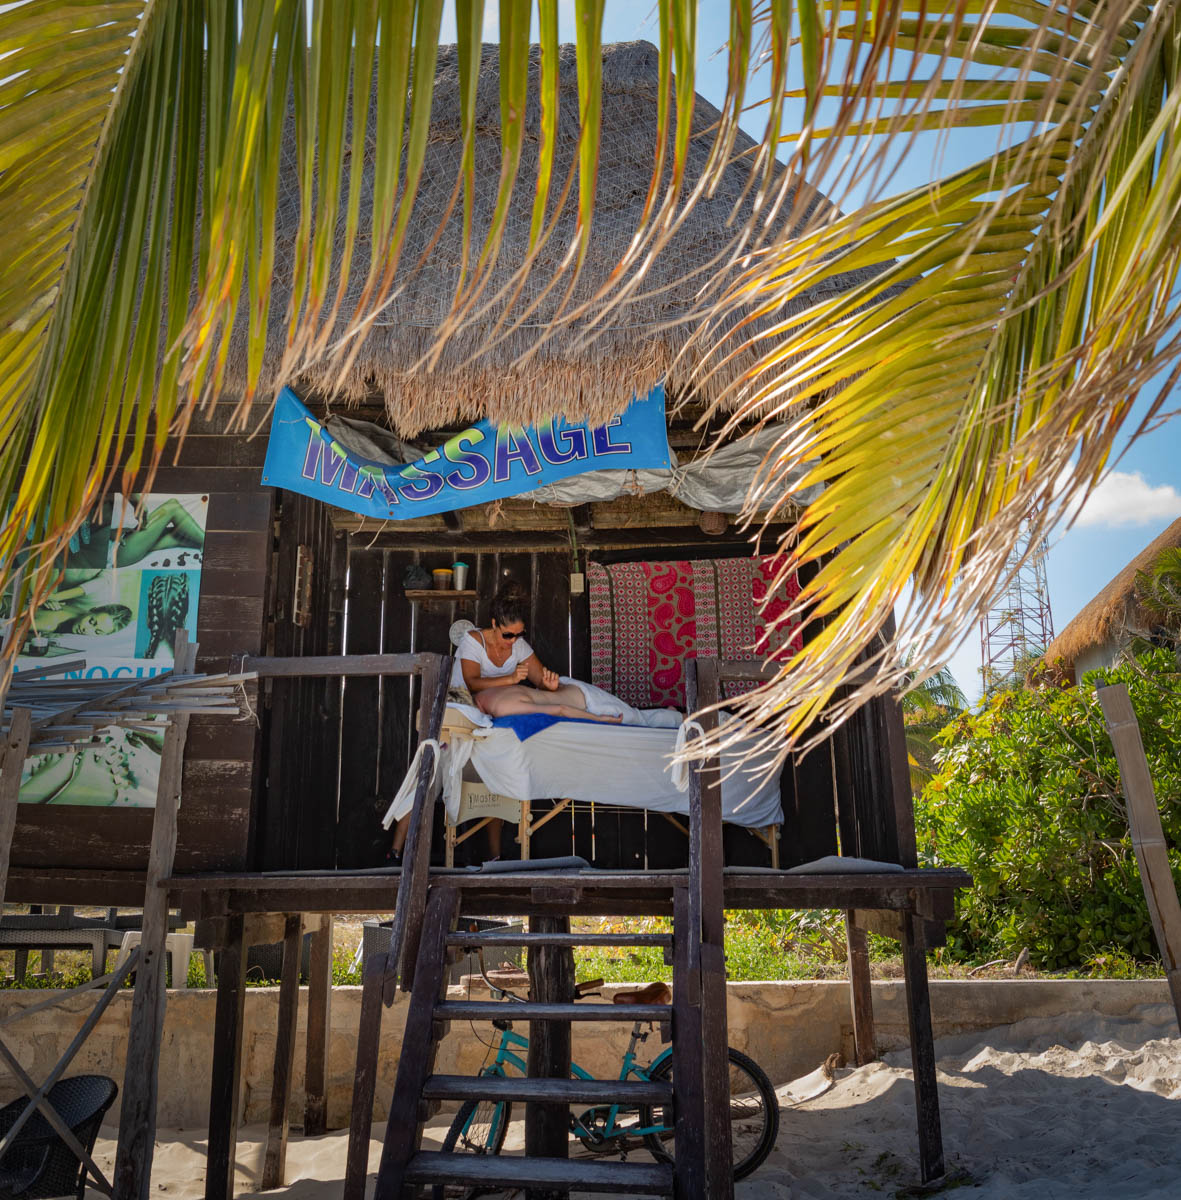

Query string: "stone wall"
[[0, 978, 1169, 1130]]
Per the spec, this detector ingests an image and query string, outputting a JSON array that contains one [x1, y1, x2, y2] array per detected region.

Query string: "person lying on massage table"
[[455, 581, 622, 725], [387, 581, 619, 865]]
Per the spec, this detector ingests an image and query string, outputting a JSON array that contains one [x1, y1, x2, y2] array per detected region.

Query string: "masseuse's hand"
[[540, 667, 560, 690], [511, 664, 529, 683]]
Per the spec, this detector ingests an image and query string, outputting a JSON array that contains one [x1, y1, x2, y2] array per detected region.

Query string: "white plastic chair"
[[114, 931, 201, 988]]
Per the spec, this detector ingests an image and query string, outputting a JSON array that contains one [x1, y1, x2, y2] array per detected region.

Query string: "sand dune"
[[89, 1002, 1180, 1198]]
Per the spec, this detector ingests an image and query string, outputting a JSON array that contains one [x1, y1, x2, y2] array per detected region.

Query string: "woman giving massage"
[[387, 581, 618, 866], [452, 581, 621, 724]]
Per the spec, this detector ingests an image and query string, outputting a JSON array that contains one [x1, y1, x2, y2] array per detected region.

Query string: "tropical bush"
[[916, 649, 1181, 970]]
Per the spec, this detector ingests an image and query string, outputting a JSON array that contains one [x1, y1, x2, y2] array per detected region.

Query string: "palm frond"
[[685, 0, 1181, 760]]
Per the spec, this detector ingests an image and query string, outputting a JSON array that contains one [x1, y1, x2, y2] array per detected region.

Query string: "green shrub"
[[915, 648, 1181, 970]]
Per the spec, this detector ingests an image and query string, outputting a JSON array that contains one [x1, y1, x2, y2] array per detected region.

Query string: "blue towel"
[[491, 712, 610, 741]]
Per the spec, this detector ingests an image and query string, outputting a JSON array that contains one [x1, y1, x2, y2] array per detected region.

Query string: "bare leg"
[[391, 816, 409, 853], [478, 685, 621, 724]]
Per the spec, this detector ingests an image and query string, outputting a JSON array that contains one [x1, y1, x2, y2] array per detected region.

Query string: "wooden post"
[[901, 912, 944, 1182], [525, 915, 574, 1199], [671, 886, 706, 1198], [0, 707, 32, 909], [845, 910, 877, 1065], [304, 915, 334, 1136], [262, 914, 303, 1189], [687, 658, 734, 1200], [1098, 683, 1181, 1027], [343, 954, 386, 1200], [114, 632, 197, 1200], [206, 912, 248, 1200]]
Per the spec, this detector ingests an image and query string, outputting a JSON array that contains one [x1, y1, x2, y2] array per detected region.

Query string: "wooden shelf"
[[404, 589, 478, 602]]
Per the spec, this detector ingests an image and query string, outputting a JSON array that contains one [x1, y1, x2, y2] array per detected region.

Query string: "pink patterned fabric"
[[588, 556, 801, 708]]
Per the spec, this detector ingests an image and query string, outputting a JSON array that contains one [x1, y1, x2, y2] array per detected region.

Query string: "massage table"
[[402, 701, 784, 867]]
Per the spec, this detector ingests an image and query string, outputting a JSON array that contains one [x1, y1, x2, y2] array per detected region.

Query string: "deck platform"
[[164, 866, 971, 919]]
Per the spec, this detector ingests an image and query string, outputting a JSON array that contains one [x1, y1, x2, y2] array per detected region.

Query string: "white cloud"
[[1065, 469, 1181, 529]]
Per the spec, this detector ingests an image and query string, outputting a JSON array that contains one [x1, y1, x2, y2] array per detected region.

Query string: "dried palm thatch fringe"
[[1042, 517, 1181, 676], [218, 42, 883, 435]]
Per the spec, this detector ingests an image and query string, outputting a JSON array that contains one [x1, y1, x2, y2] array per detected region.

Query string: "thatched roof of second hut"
[[227, 41, 882, 434], [1042, 516, 1181, 674]]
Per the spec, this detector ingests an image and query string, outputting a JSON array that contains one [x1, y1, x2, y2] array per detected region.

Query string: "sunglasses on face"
[[495, 625, 525, 640]]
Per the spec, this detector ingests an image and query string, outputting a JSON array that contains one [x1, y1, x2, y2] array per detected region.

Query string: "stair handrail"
[[383, 652, 453, 1002]]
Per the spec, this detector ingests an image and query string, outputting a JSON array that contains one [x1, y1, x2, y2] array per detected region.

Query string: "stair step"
[[422, 1073, 673, 1105], [447, 931, 673, 948], [405, 1151, 674, 1194], [437, 1001, 672, 1023]]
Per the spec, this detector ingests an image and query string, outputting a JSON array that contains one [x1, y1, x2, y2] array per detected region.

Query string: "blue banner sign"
[[262, 385, 671, 519]]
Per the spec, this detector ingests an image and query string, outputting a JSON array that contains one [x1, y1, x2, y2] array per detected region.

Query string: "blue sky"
[[441, 2, 1181, 698]]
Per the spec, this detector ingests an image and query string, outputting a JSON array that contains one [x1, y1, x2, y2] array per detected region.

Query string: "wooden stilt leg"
[[671, 886, 706, 1199], [343, 953, 386, 1200], [845, 910, 877, 1065], [205, 914, 248, 1200], [262, 915, 303, 1189], [524, 915, 574, 1200], [901, 912, 944, 1182], [304, 916, 333, 1136], [115, 632, 196, 1200]]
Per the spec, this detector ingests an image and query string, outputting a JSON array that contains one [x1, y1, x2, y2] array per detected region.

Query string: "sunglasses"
[[495, 625, 525, 640]]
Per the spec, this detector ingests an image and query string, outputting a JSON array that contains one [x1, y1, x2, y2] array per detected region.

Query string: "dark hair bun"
[[490, 580, 528, 626]]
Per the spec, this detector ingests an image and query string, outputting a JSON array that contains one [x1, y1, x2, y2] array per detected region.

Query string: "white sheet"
[[465, 720, 783, 829], [383, 693, 783, 831]]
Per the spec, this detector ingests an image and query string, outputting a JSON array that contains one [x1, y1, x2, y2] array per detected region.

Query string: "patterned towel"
[[588, 556, 801, 708]]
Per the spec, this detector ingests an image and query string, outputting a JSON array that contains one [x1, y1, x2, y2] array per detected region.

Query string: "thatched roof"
[[227, 41, 881, 435], [1042, 516, 1181, 672]]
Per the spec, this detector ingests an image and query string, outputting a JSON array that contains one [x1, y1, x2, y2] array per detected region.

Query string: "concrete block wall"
[[0, 979, 1169, 1130]]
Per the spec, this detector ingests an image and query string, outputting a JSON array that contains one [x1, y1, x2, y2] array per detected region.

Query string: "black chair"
[[0, 1075, 118, 1200]]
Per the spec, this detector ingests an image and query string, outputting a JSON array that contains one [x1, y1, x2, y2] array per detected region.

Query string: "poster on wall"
[[8, 493, 208, 807]]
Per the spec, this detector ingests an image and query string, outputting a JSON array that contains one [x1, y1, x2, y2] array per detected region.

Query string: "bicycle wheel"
[[430, 1097, 512, 1199], [641, 1047, 780, 1181]]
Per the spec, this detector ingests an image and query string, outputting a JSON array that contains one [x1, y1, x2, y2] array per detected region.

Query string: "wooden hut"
[[1042, 516, 1181, 683], [3, 41, 968, 1200]]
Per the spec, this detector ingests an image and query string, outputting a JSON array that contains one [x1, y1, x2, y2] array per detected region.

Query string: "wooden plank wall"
[[8, 406, 275, 897], [327, 536, 822, 872]]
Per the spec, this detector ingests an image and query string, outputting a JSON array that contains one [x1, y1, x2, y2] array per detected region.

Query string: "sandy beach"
[[89, 1001, 1180, 1198]]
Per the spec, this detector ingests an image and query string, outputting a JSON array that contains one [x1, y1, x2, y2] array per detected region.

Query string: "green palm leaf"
[[692, 0, 1181, 754], [1, 0, 1177, 748]]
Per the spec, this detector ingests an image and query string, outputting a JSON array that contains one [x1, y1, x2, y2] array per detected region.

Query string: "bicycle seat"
[[612, 981, 671, 1006]]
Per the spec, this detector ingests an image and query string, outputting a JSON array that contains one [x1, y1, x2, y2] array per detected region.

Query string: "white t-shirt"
[[451, 630, 534, 689]]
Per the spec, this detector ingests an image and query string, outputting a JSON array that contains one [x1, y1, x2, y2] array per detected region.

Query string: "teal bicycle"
[[438, 967, 779, 1194]]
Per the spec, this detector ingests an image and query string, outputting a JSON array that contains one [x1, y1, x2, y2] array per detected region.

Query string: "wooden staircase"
[[374, 881, 725, 1198], [342, 654, 735, 1200]]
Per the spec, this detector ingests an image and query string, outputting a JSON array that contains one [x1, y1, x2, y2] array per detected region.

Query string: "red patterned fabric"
[[588, 556, 801, 708]]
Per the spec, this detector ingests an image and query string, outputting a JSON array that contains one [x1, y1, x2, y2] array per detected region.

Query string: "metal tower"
[[980, 520, 1055, 692]]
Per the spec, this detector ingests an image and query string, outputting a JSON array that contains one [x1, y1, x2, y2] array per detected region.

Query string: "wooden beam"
[[114, 632, 197, 1200], [303, 916, 334, 1136], [242, 653, 428, 679], [1098, 683, 1181, 1027], [262, 915, 303, 1188], [0, 708, 32, 910], [205, 914, 248, 1200]]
